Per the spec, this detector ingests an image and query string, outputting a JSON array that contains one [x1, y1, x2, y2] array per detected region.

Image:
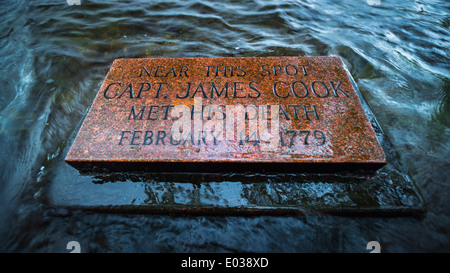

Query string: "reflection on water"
[[0, 0, 449, 252]]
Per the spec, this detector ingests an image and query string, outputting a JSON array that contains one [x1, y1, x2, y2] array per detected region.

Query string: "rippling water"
[[0, 0, 449, 252]]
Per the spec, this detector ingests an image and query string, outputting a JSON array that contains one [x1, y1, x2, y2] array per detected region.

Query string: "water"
[[0, 0, 449, 252]]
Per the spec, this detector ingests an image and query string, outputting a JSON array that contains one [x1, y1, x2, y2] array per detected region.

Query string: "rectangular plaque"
[[65, 56, 386, 172]]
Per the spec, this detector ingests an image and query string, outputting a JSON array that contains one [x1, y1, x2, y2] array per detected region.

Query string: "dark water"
[[0, 0, 449, 252]]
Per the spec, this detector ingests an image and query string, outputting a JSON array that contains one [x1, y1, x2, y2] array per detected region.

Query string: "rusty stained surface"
[[65, 56, 386, 170]]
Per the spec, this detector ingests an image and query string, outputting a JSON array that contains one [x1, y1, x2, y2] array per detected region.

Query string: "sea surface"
[[0, 0, 449, 252]]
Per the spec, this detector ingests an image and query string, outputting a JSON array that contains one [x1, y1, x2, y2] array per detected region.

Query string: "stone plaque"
[[65, 56, 386, 172]]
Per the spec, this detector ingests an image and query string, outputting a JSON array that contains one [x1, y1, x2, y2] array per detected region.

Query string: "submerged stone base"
[[46, 164, 424, 216]]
